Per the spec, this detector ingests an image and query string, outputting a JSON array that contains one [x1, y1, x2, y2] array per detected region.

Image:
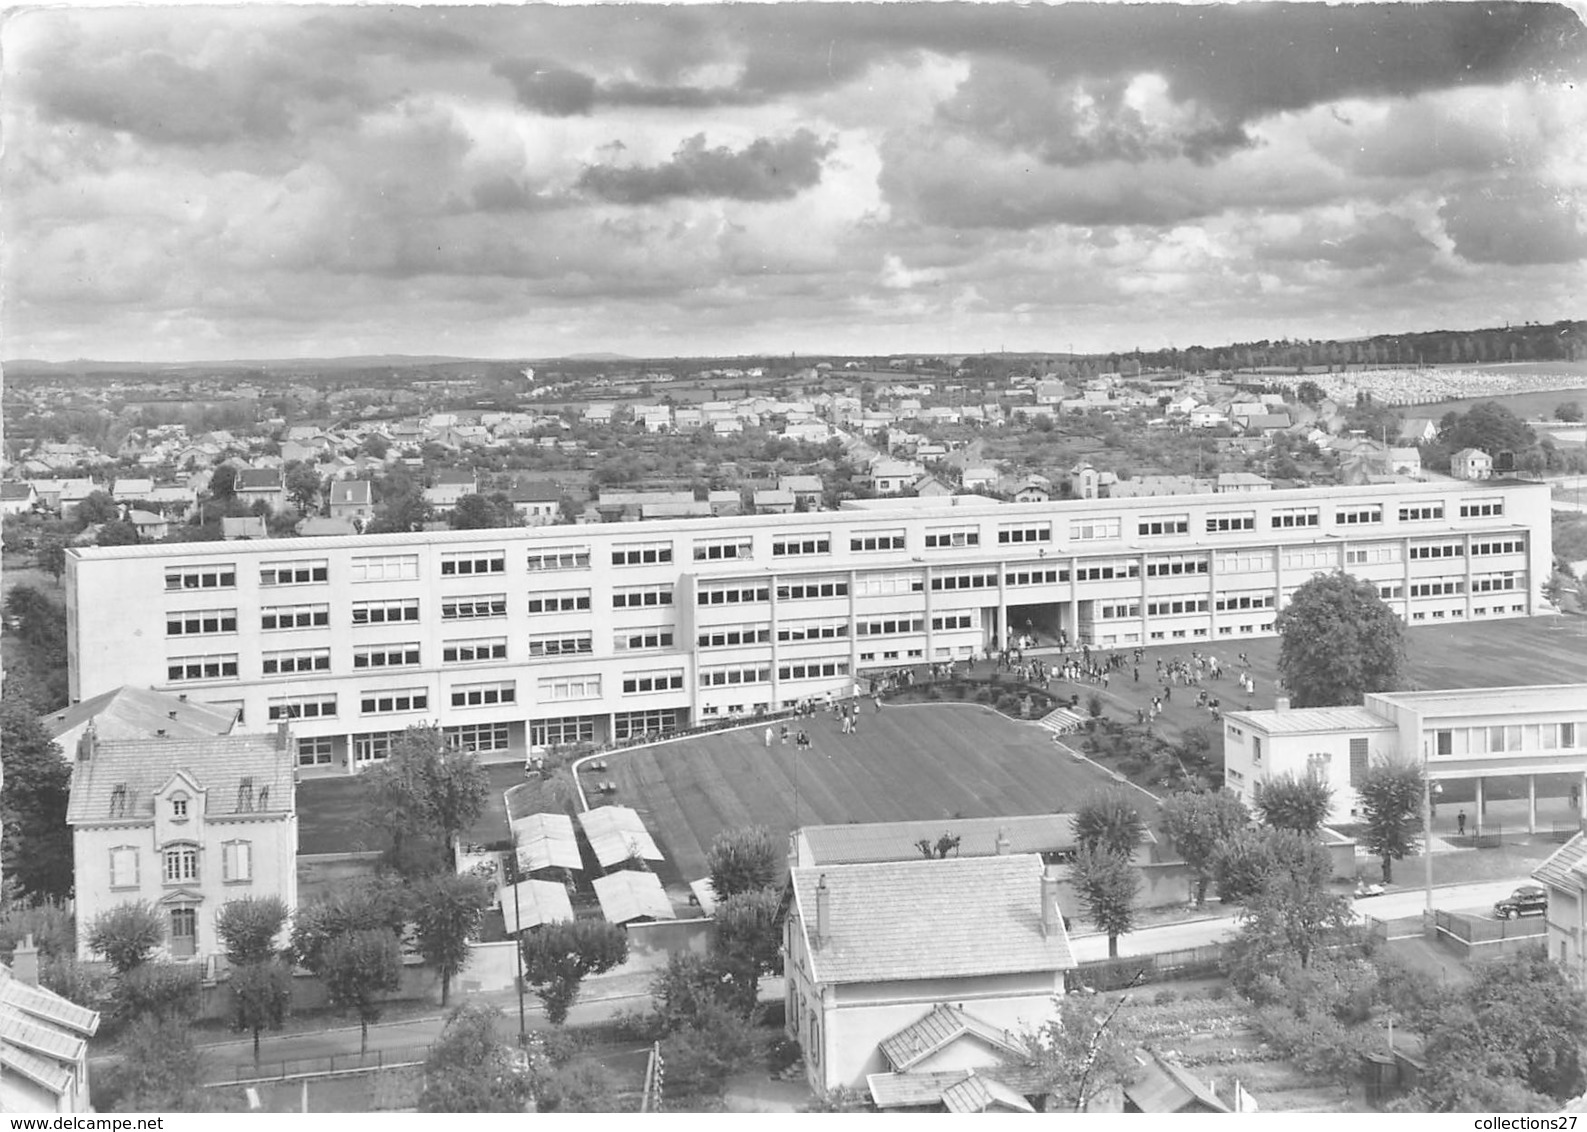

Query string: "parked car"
[[1494, 885, 1548, 919]]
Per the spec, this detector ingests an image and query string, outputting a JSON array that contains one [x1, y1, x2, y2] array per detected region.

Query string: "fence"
[[215, 1043, 433, 1086], [1432, 908, 1546, 960], [1067, 943, 1227, 992], [1364, 913, 1427, 943]]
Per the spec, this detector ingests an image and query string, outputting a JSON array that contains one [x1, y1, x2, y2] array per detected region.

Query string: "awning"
[[592, 870, 676, 924]]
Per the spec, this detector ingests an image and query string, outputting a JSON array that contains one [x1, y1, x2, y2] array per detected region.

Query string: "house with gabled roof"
[[0, 956, 100, 1113], [0, 481, 38, 516], [423, 468, 476, 513], [67, 729, 298, 965], [233, 467, 286, 511], [327, 479, 374, 523], [783, 854, 1073, 1096]]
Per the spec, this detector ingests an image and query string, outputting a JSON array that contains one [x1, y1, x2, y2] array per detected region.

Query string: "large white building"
[[64, 478, 1551, 777]]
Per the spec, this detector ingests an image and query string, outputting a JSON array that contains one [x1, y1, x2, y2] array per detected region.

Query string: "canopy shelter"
[[592, 870, 676, 925], [499, 879, 575, 935], [510, 812, 582, 873], [577, 805, 664, 868]]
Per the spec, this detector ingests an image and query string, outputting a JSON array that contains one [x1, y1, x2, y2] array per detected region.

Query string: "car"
[[1494, 885, 1548, 919]]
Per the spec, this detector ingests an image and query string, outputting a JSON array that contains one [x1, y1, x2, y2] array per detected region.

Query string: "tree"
[[1071, 789, 1147, 857], [1296, 380, 1325, 405], [449, 492, 523, 530], [116, 961, 203, 1025], [208, 464, 237, 500], [227, 960, 293, 1065], [1442, 401, 1536, 457], [0, 697, 74, 900], [1017, 993, 1139, 1112], [1358, 759, 1424, 883], [651, 951, 736, 1033], [95, 519, 140, 546], [74, 489, 120, 527], [1556, 402, 1584, 423], [100, 1016, 238, 1113], [714, 888, 783, 1011], [322, 928, 404, 1054], [411, 872, 491, 1006], [283, 461, 324, 513], [360, 433, 391, 459], [291, 878, 409, 973], [705, 826, 779, 900], [1275, 571, 1407, 707], [418, 1003, 536, 1113], [520, 919, 629, 1024], [88, 902, 165, 975], [657, 1001, 762, 1103], [36, 530, 67, 580], [214, 896, 289, 965], [362, 725, 488, 877], [1226, 829, 1351, 972], [1069, 847, 1139, 959], [1158, 789, 1250, 907], [1254, 773, 1334, 834]]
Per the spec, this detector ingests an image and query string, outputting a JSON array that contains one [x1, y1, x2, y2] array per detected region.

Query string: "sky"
[[3, 2, 1585, 363]]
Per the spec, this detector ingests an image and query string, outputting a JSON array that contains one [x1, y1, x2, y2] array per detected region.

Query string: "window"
[[109, 847, 139, 889], [530, 716, 594, 746], [1378, 583, 1405, 600], [612, 541, 673, 566], [526, 546, 591, 571], [1335, 506, 1384, 525], [856, 617, 925, 637], [772, 534, 831, 556], [1472, 572, 1520, 593], [924, 526, 980, 549], [349, 554, 419, 582], [616, 628, 676, 651], [444, 723, 512, 752], [261, 604, 330, 631], [164, 564, 236, 591], [854, 571, 924, 596], [442, 594, 507, 620], [1070, 517, 1121, 541], [527, 632, 593, 657], [222, 840, 252, 884], [694, 538, 754, 561], [1214, 592, 1275, 612], [440, 550, 506, 575], [351, 598, 420, 625], [1271, 507, 1320, 529], [1564, 722, 1578, 749], [1006, 567, 1068, 586], [1147, 598, 1209, 616], [360, 689, 429, 714], [1398, 502, 1445, 522], [1073, 559, 1140, 582], [451, 681, 516, 707], [170, 796, 189, 819], [1098, 602, 1140, 620], [1283, 547, 1335, 570], [1138, 515, 1189, 537], [1345, 544, 1399, 566], [1216, 550, 1274, 573], [169, 908, 197, 958], [166, 609, 238, 636], [167, 654, 239, 682], [612, 585, 673, 609], [930, 571, 998, 591], [850, 530, 905, 552], [932, 613, 974, 630], [697, 584, 771, 605], [999, 523, 1052, 544], [779, 620, 848, 642], [443, 638, 509, 664], [163, 844, 199, 884], [776, 579, 849, 600], [615, 710, 679, 740], [1459, 498, 1504, 518], [537, 674, 601, 701], [1410, 580, 1464, 597], [777, 661, 849, 681], [1253, 738, 1263, 763], [1348, 737, 1370, 784], [700, 664, 772, 686], [1206, 511, 1256, 533], [353, 731, 397, 763], [1436, 729, 1453, 756], [1472, 539, 1525, 556], [260, 560, 328, 586], [262, 648, 331, 676], [1145, 556, 1209, 577], [697, 625, 772, 648], [268, 694, 337, 721], [622, 669, 685, 694], [353, 643, 421, 669], [1409, 543, 1464, 560], [297, 736, 334, 766]]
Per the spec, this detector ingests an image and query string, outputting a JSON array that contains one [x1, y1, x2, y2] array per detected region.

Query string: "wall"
[[196, 960, 441, 1022], [625, 917, 714, 965]]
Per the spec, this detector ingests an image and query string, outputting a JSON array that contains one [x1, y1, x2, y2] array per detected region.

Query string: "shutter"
[[238, 841, 252, 882]]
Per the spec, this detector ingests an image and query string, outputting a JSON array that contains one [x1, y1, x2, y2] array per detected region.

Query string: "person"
[[764, 727, 773, 749], [780, 722, 789, 745], [874, 693, 883, 713], [1457, 809, 1467, 835], [1573, 784, 1581, 812]]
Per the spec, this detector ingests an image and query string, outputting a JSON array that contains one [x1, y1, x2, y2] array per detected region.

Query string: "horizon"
[[3, 3, 1584, 362]]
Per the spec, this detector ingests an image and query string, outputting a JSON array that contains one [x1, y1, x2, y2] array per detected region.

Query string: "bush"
[[926, 686, 943, 702], [1208, 984, 1227, 1001], [975, 689, 993, 704], [766, 1036, 802, 1074], [608, 1006, 663, 1043], [1087, 694, 1105, 718], [0, 904, 75, 962], [42, 956, 109, 1010]]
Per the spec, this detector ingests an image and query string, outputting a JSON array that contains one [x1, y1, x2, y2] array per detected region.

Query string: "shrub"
[[926, 686, 943, 702], [975, 689, 993, 704], [1087, 694, 1105, 718], [1154, 989, 1179, 1006], [1208, 984, 1227, 1001], [766, 1036, 802, 1074], [0, 904, 75, 962]]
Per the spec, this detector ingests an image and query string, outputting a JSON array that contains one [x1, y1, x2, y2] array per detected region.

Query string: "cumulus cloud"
[[491, 58, 599, 117], [1440, 183, 1587, 264], [577, 130, 835, 204]]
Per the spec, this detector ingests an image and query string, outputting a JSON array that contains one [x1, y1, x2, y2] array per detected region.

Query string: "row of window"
[[1432, 721, 1578, 756], [108, 840, 253, 888]]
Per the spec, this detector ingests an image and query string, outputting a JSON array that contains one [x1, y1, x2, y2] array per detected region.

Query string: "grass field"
[[602, 703, 1128, 887], [1411, 384, 1587, 421]]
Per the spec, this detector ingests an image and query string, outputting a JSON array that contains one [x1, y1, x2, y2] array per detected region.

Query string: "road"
[[1068, 876, 1529, 962]]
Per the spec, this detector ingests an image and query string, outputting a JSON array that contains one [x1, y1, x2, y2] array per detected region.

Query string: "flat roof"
[[1370, 685, 1587, 716], [1225, 705, 1395, 735]]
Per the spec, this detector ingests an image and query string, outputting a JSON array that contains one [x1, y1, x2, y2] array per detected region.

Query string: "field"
[[602, 703, 1128, 886], [1410, 384, 1587, 421]]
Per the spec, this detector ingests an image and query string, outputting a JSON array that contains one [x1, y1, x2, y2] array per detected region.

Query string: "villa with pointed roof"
[[67, 730, 297, 964]]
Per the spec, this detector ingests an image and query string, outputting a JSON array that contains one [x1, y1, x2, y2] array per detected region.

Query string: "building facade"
[[64, 479, 1551, 776]]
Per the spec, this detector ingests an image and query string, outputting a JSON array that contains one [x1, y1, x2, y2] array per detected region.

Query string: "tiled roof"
[[329, 480, 371, 505], [800, 813, 1084, 866], [1125, 1050, 1229, 1113], [0, 482, 36, 501], [791, 855, 1073, 985], [591, 869, 675, 924], [67, 733, 293, 825], [1535, 834, 1587, 894], [434, 469, 477, 486], [942, 1072, 1036, 1113], [878, 1004, 1026, 1071], [867, 1067, 1049, 1110], [234, 468, 283, 490], [44, 686, 237, 744], [0, 964, 99, 1097]]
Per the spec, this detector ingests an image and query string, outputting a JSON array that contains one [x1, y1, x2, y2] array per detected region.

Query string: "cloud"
[[576, 130, 836, 204], [1440, 183, 1587, 264], [491, 58, 598, 117]]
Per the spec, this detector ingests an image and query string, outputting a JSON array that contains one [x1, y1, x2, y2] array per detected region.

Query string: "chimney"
[[76, 722, 97, 763], [1275, 697, 1291, 712], [814, 874, 830, 948], [11, 934, 40, 986], [995, 829, 1012, 856], [1041, 874, 1060, 938]]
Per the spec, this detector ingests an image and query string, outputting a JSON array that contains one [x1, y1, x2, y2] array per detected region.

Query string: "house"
[[1013, 482, 1051, 504], [67, 728, 298, 964], [44, 685, 238, 755], [145, 484, 198, 514], [57, 479, 99, 516], [784, 854, 1073, 1095], [707, 490, 743, 517], [125, 508, 169, 540], [0, 481, 38, 516], [779, 475, 826, 510], [1534, 834, 1587, 981], [1451, 448, 1494, 481], [582, 404, 616, 425], [0, 951, 100, 1113], [1035, 381, 1067, 406], [869, 459, 925, 496], [1190, 408, 1229, 429], [1399, 418, 1439, 445], [961, 466, 998, 491], [327, 480, 374, 523], [754, 489, 797, 515], [220, 515, 268, 540], [1243, 413, 1292, 436], [1215, 472, 1273, 494], [1124, 1049, 1232, 1113], [913, 474, 953, 498], [233, 468, 286, 511], [423, 469, 477, 513], [1388, 447, 1423, 478], [111, 477, 156, 503], [509, 481, 562, 526]]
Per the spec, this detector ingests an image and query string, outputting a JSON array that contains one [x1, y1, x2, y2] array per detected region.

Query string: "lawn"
[[600, 702, 1128, 888], [297, 762, 527, 856]]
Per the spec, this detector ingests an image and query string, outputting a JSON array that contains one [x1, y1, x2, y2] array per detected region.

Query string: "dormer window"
[[171, 795, 190, 819]]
